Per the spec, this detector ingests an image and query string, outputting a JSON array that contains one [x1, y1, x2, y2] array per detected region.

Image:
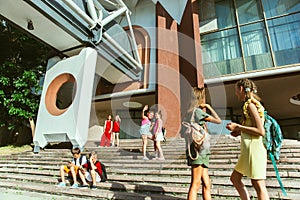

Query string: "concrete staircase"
[[0, 135, 299, 199]]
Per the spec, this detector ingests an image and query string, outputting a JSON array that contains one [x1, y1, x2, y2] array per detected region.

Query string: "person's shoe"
[[90, 185, 97, 190], [157, 157, 165, 160], [70, 183, 79, 189], [79, 184, 89, 189], [152, 157, 158, 160], [143, 156, 149, 161], [57, 182, 66, 187]]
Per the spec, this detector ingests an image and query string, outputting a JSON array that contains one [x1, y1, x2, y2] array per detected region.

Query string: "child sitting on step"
[[80, 151, 104, 190], [57, 147, 88, 189]]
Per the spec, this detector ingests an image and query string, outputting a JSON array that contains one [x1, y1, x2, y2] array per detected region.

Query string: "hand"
[[143, 105, 148, 111], [152, 134, 156, 140], [226, 122, 240, 132], [79, 166, 85, 174], [230, 130, 241, 137], [200, 103, 210, 109], [68, 161, 74, 167]]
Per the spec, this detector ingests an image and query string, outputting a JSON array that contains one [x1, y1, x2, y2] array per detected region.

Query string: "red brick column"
[[178, 0, 204, 117], [156, 0, 204, 137], [156, 3, 181, 137]]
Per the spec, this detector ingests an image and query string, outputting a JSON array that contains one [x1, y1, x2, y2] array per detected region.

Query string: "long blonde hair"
[[237, 79, 262, 123], [187, 87, 205, 112], [115, 114, 121, 122]]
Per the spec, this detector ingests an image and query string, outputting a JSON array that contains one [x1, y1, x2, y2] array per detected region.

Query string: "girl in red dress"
[[112, 115, 121, 147], [99, 115, 113, 147]]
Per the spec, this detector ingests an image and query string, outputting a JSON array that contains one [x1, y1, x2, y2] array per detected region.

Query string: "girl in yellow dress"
[[226, 79, 269, 200]]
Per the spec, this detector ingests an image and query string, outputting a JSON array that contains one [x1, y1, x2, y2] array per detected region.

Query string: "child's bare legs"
[[59, 165, 66, 183], [111, 132, 115, 146], [230, 170, 250, 200], [156, 141, 164, 160], [202, 168, 211, 200], [142, 135, 148, 159], [69, 166, 78, 184], [251, 179, 269, 200], [91, 169, 97, 185], [188, 164, 204, 200], [115, 132, 119, 146], [78, 170, 88, 185], [152, 141, 158, 160]]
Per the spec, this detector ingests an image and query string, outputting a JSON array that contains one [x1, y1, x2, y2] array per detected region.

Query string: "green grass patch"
[[0, 145, 32, 156]]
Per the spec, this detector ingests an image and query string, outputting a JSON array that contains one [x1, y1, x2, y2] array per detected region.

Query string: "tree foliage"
[[0, 20, 50, 132]]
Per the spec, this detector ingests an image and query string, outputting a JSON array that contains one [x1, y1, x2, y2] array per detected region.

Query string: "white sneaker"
[[143, 156, 149, 160]]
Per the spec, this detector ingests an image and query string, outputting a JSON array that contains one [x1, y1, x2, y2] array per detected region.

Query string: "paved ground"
[[0, 187, 83, 200]]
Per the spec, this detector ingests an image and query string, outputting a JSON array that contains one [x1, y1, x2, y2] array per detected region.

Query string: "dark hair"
[[71, 147, 81, 155], [148, 110, 154, 114]]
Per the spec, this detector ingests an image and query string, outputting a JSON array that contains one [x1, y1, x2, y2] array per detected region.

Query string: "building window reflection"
[[202, 28, 243, 78], [240, 22, 272, 71], [268, 13, 300, 66], [236, 0, 263, 24], [262, 0, 300, 18], [199, 0, 300, 78]]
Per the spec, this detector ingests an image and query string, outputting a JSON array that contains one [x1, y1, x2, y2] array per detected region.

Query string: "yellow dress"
[[234, 98, 267, 179]]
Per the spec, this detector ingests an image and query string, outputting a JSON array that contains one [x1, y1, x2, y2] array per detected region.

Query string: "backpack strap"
[[73, 155, 83, 166], [79, 155, 83, 165], [269, 152, 287, 196]]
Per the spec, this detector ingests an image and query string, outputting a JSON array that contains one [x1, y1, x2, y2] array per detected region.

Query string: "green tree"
[[0, 20, 51, 145]]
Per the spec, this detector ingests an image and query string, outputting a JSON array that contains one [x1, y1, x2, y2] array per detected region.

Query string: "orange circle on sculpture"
[[45, 73, 77, 116]]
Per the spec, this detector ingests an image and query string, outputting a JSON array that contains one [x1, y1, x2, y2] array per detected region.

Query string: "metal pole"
[[125, 10, 142, 66], [62, 0, 96, 27], [102, 32, 143, 71], [100, 7, 127, 26]]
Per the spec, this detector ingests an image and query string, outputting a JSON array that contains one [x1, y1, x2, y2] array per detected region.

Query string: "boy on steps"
[[57, 147, 88, 189]]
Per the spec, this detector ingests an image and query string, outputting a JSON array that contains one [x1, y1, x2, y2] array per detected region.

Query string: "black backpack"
[[162, 127, 167, 142], [73, 155, 85, 166], [99, 162, 107, 182]]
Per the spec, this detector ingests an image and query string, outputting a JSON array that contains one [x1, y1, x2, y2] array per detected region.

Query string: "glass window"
[[201, 28, 244, 78], [268, 13, 300, 66], [240, 22, 273, 70], [236, 0, 263, 24], [199, 0, 235, 33], [262, 0, 300, 18], [215, 0, 236, 29]]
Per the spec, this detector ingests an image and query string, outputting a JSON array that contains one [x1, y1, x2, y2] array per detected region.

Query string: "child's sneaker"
[[57, 182, 66, 187], [79, 184, 89, 189], [143, 156, 149, 161], [90, 185, 97, 190], [70, 183, 79, 189]]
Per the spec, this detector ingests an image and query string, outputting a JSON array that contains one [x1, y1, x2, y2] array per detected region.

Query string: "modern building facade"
[[200, 0, 300, 139], [0, 0, 299, 147]]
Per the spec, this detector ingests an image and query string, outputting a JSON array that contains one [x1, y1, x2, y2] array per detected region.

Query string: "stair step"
[[1, 135, 300, 199]]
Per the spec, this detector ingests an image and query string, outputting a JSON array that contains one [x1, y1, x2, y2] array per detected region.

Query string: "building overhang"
[[0, 0, 142, 83], [205, 65, 300, 85]]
